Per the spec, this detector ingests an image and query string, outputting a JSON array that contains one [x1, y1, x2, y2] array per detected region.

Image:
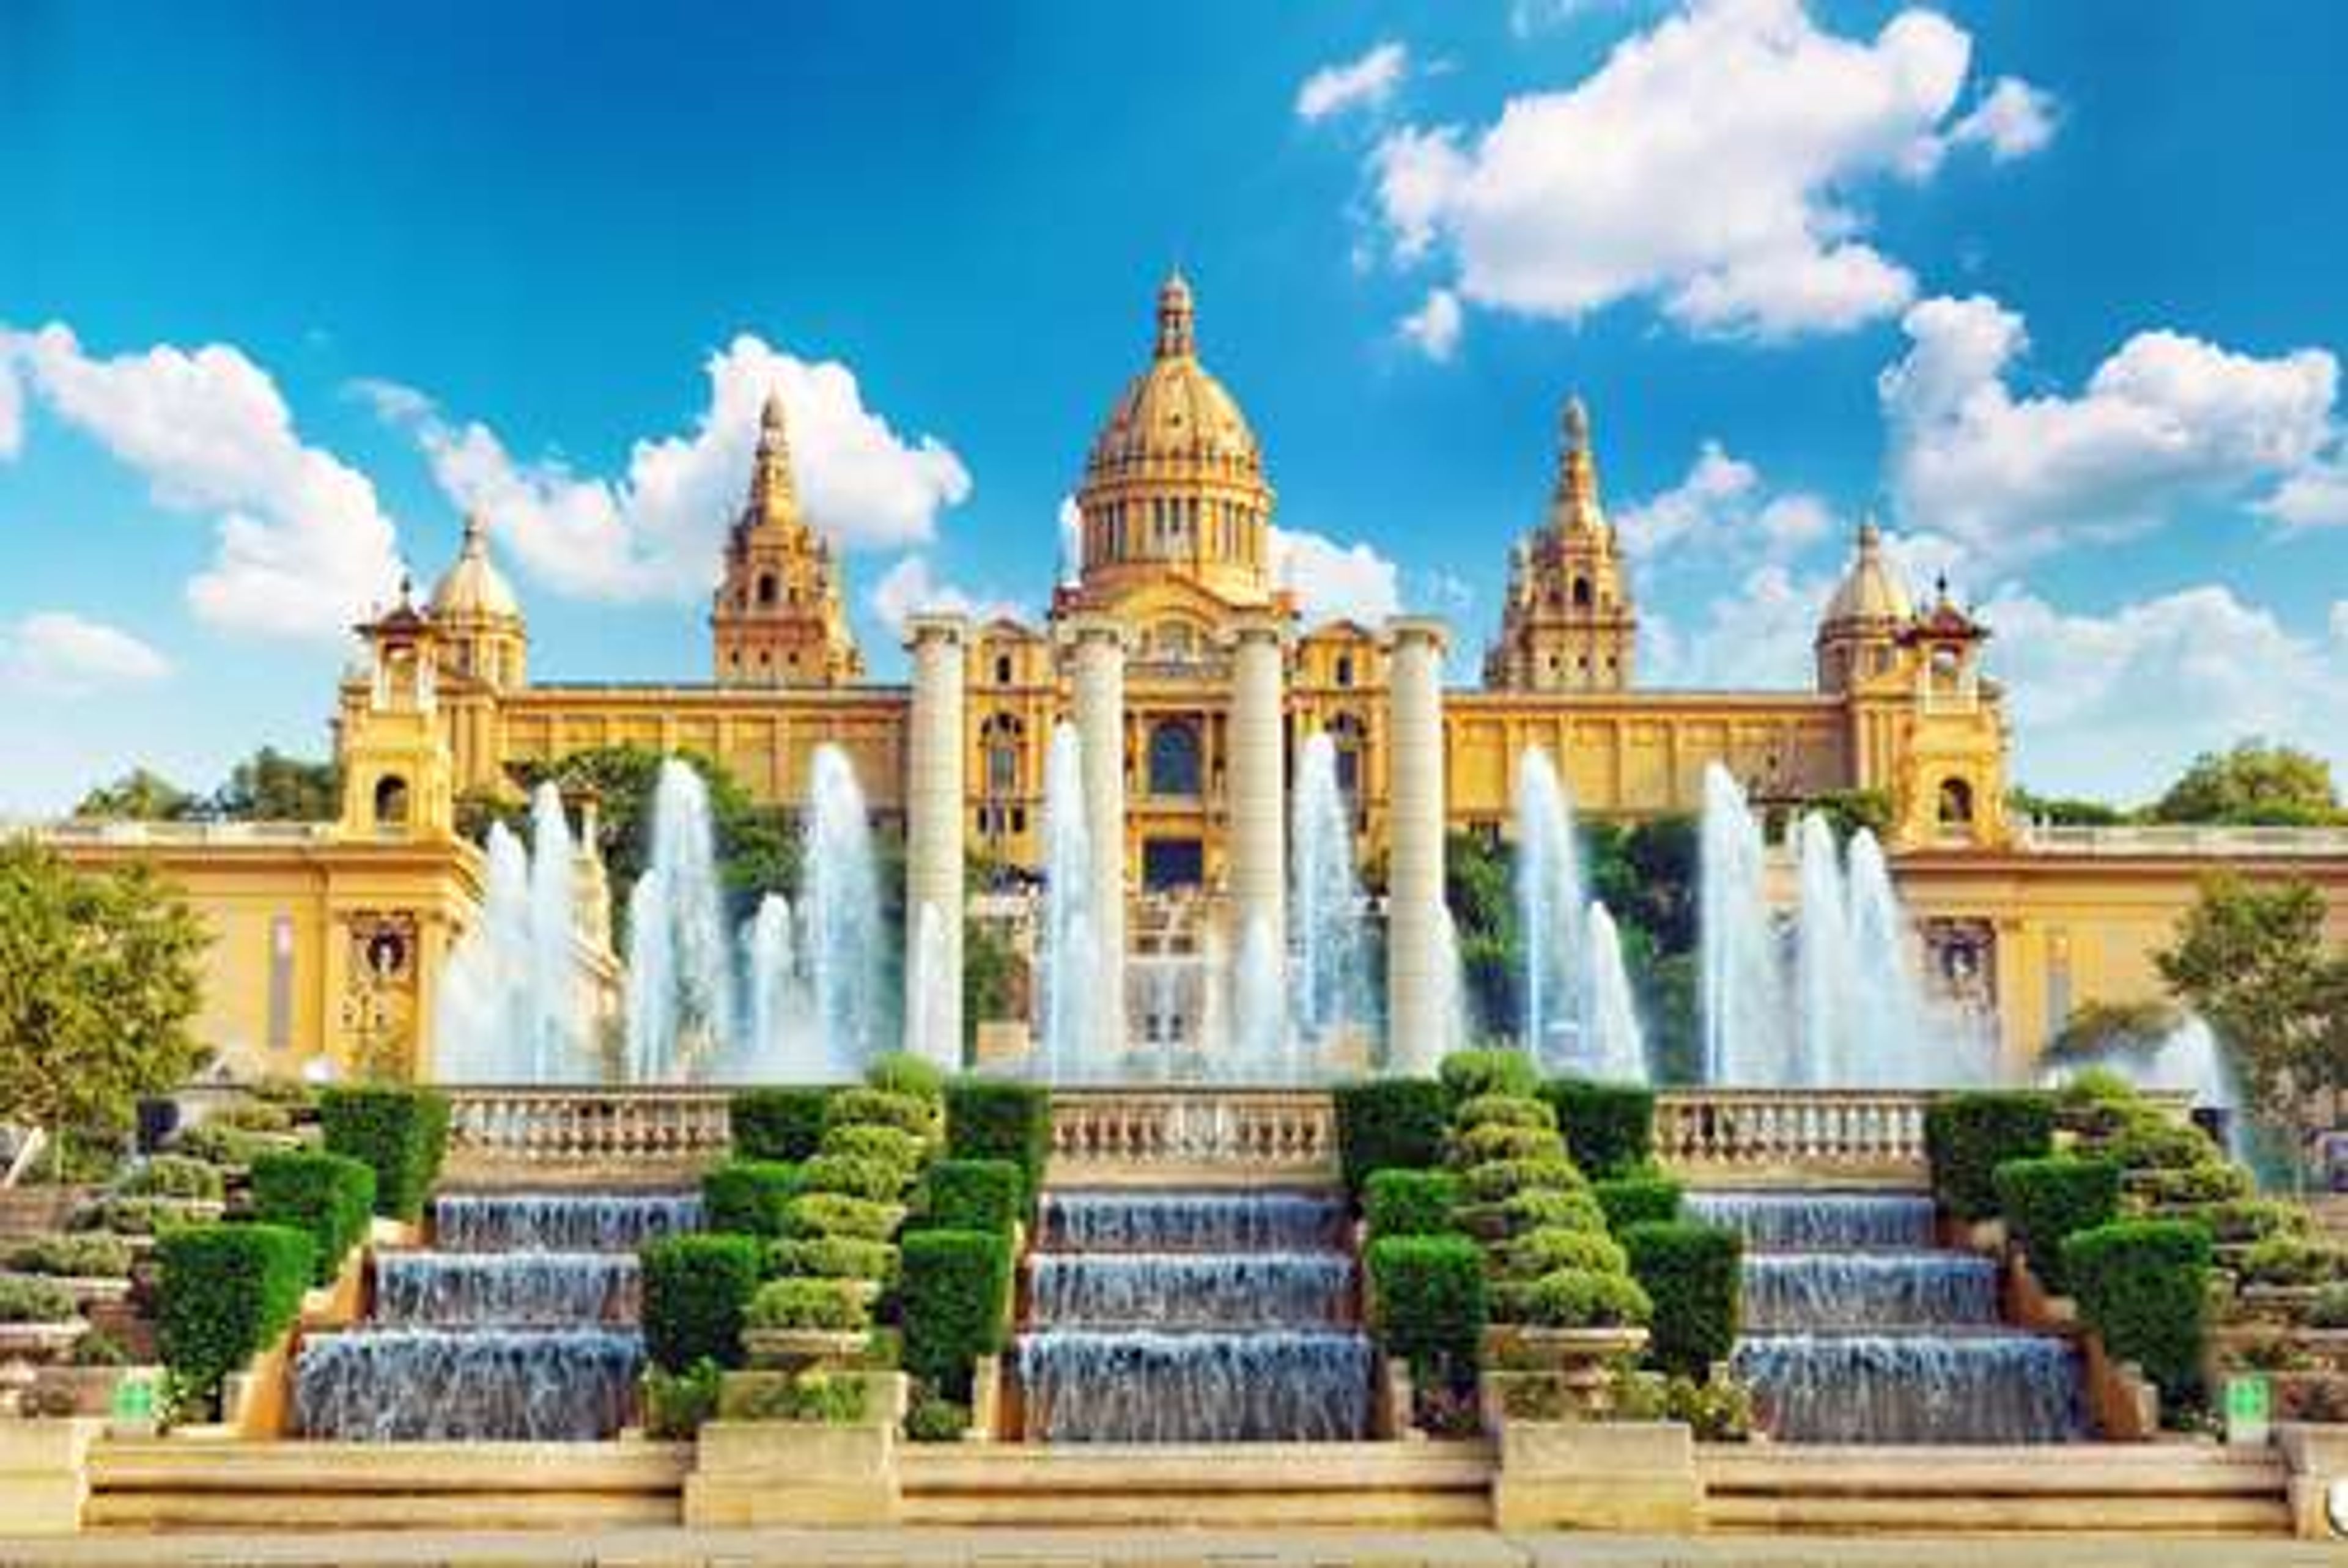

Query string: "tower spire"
[[748, 387, 796, 523], [1155, 270, 1195, 359], [1552, 392, 1603, 537]]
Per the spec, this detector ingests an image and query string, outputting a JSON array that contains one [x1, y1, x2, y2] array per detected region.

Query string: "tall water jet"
[[2047, 1014, 2246, 1161], [622, 759, 734, 1083], [1038, 722, 1096, 1082], [524, 784, 581, 1080], [1579, 901, 1649, 1083], [1230, 913, 1286, 1078], [434, 803, 588, 1083], [1700, 763, 1783, 1086], [799, 744, 885, 1077], [739, 893, 803, 1081], [906, 899, 953, 1072], [1290, 732, 1373, 1058], [1434, 904, 1476, 1064], [1794, 812, 1855, 1086], [1515, 747, 1587, 1064]]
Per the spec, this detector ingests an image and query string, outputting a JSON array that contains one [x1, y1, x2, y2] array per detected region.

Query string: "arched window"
[[1938, 776, 1975, 826], [995, 653, 1014, 685], [982, 713, 1024, 800], [1572, 575, 1593, 608], [1335, 654, 1354, 689], [1148, 719, 1202, 798], [1327, 713, 1367, 801], [756, 572, 778, 607], [372, 774, 410, 826]]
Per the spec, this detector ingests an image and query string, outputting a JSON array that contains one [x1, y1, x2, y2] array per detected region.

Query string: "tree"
[[75, 768, 197, 822], [2157, 872, 2348, 1136], [2010, 787, 2130, 827], [2152, 740, 2341, 826], [0, 842, 209, 1173], [1797, 788, 1896, 843], [211, 748, 339, 821], [1444, 831, 1518, 1043], [2046, 997, 2184, 1064]]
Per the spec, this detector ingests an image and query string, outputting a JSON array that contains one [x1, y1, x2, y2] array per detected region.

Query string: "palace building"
[[38, 274, 2348, 1081]]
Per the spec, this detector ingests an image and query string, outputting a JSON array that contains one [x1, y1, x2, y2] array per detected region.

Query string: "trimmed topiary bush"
[[248, 1150, 377, 1285], [0, 1275, 78, 1323], [744, 1276, 872, 1333], [2062, 1219, 2213, 1404], [1439, 1048, 1540, 1105], [788, 1191, 905, 1243], [2103, 1112, 2220, 1172], [730, 1088, 832, 1163], [767, 1235, 898, 1284], [1461, 1157, 1581, 1205], [1333, 1079, 1449, 1194], [1452, 1094, 1558, 1133], [821, 1122, 932, 1177], [900, 1229, 1012, 1400], [1993, 1155, 2120, 1296], [1505, 1226, 1629, 1278], [2240, 1234, 2348, 1287], [824, 1088, 943, 1144], [7, 1233, 133, 1278], [1540, 1080, 1655, 1180], [1367, 1234, 1486, 1375], [640, 1233, 762, 1372], [943, 1080, 1052, 1210], [1455, 1121, 1567, 1168], [1512, 1268, 1652, 1328], [800, 1153, 915, 1204], [1593, 1174, 1683, 1235], [318, 1086, 450, 1221], [120, 1154, 226, 1202], [1924, 1091, 2056, 1222], [1364, 1169, 1460, 1240], [1622, 1220, 1740, 1378], [917, 1158, 1023, 1236], [2132, 1163, 2252, 1208], [701, 1160, 802, 1238], [156, 1223, 314, 1413], [2202, 1198, 2314, 1245], [865, 1050, 947, 1103]]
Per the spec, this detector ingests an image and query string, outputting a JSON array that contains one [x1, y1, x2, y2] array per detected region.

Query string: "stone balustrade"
[[444, 1086, 733, 1185], [1652, 1089, 1933, 1185], [1048, 1088, 1339, 1187]]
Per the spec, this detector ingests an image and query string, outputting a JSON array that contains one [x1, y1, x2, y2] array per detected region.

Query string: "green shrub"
[[745, 1277, 873, 1332], [906, 1391, 970, 1443], [823, 1116, 934, 1172], [120, 1154, 226, 1201], [2202, 1198, 2314, 1245], [1505, 1227, 1629, 1279], [2132, 1164, 2251, 1208], [1593, 1174, 1683, 1235], [1454, 1121, 1568, 1168], [1493, 1185, 1609, 1236], [2105, 1113, 2220, 1172], [1365, 1169, 1460, 1240], [1462, 1157, 1584, 1205], [1452, 1094, 1557, 1133], [248, 1150, 377, 1285], [317, 1086, 450, 1221], [640, 1233, 762, 1372], [2062, 1219, 2213, 1404], [1367, 1234, 1486, 1374], [0, 1274, 78, 1322], [2240, 1235, 2348, 1287], [767, 1235, 898, 1284], [701, 1160, 802, 1238], [2309, 1284, 2348, 1330], [730, 1088, 832, 1162], [943, 1080, 1051, 1210], [156, 1223, 314, 1413], [75, 1196, 206, 1237], [7, 1233, 133, 1278], [1513, 1268, 1652, 1328], [865, 1050, 947, 1103], [1993, 1156, 2121, 1296], [1332, 1079, 1449, 1194], [1539, 1081, 1656, 1180], [1924, 1091, 2056, 1221], [210, 1101, 295, 1134], [640, 1359, 722, 1439], [1439, 1048, 1539, 1103], [725, 1368, 868, 1423], [1622, 1221, 1741, 1378], [167, 1123, 278, 1168], [900, 1229, 1011, 1400], [789, 1192, 905, 1242], [800, 1154, 913, 1204], [917, 1159, 1022, 1236], [72, 1330, 132, 1367]]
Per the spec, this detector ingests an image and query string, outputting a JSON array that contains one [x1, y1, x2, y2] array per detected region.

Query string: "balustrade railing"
[[444, 1086, 732, 1184], [1049, 1089, 1338, 1186], [1652, 1089, 1932, 1185]]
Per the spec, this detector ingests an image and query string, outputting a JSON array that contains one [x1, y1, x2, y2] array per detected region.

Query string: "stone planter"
[[742, 1328, 871, 1374], [1482, 1325, 1648, 1429], [684, 1419, 899, 1526], [1493, 1419, 1700, 1533], [0, 1320, 89, 1364], [45, 1276, 133, 1309]]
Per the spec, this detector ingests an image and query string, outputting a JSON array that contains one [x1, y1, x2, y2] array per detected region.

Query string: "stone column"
[[1225, 615, 1287, 959], [904, 614, 967, 1070], [1384, 617, 1448, 1075], [1066, 617, 1128, 1057]]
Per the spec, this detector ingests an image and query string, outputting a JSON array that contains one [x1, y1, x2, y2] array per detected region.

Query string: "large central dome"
[[1063, 274, 1278, 622]]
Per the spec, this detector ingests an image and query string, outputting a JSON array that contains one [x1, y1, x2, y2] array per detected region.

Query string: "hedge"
[[2062, 1219, 2213, 1404], [917, 1159, 1024, 1237], [1593, 1174, 1684, 1235], [1924, 1091, 2055, 1223], [318, 1086, 451, 1221], [900, 1229, 1012, 1400], [1540, 1080, 1655, 1180], [248, 1150, 377, 1285], [156, 1223, 314, 1412], [1366, 1234, 1486, 1374], [729, 1088, 832, 1163], [1623, 1221, 1741, 1378], [1438, 1048, 1540, 1104], [944, 1080, 1052, 1210], [640, 1233, 762, 1372], [1365, 1169, 1460, 1240], [1993, 1155, 2121, 1296], [1332, 1080, 1448, 1194], [701, 1160, 802, 1238]]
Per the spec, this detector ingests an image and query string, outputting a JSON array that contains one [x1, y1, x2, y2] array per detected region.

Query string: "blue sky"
[[3, 0, 2346, 812]]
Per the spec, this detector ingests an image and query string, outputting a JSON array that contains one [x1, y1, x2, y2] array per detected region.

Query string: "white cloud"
[[1640, 562, 1831, 688], [1271, 526, 1402, 625], [1397, 288, 1463, 361], [2260, 459, 2348, 531], [0, 611, 171, 696], [1297, 42, 1409, 124], [0, 353, 21, 460], [1057, 496, 1082, 585], [866, 554, 1021, 636], [375, 334, 972, 602], [1947, 75, 2059, 162], [1617, 439, 1834, 563], [1881, 293, 2341, 563], [1364, 0, 2051, 342], [2, 323, 403, 640], [1510, 0, 1636, 37], [2333, 600, 2348, 644]]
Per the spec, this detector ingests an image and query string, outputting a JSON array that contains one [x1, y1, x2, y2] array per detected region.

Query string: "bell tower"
[[711, 390, 865, 687], [339, 580, 456, 840], [1483, 396, 1637, 691]]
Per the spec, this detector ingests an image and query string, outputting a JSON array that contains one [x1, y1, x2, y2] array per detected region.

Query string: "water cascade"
[[434, 786, 588, 1082], [1699, 764, 1784, 1086], [1289, 732, 1374, 1065], [1697, 1190, 2081, 1443], [797, 744, 886, 1075], [1515, 748, 1587, 1064], [1037, 722, 1096, 1082], [623, 760, 734, 1083], [293, 1191, 698, 1441], [1015, 1190, 1370, 1443]]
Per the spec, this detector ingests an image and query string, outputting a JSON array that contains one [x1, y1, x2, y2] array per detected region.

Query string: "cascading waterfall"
[[1741, 1253, 1998, 1331], [1290, 732, 1373, 1058], [799, 743, 885, 1075], [624, 760, 734, 1083], [1700, 764, 1784, 1087], [1515, 748, 1587, 1064], [434, 792, 588, 1083], [430, 1192, 702, 1252], [1039, 1191, 1345, 1253], [1038, 722, 1096, 1083], [372, 1253, 638, 1327], [1688, 1191, 1936, 1251], [1579, 902, 1648, 1083]]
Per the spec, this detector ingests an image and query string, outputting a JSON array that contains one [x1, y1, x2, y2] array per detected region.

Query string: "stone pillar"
[[1066, 617, 1128, 1057], [904, 614, 968, 1070], [1225, 615, 1287, 959], [1384, 617, 1448, 1075]]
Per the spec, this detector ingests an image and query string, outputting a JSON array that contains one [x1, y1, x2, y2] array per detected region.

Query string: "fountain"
[[1516, 748, 1587, 1064], [1700, 764, 1785, 1087], [623, 760, 734, 1083], [2044, 1014, 2248, 1160], [739, 893, 798, 1078], [1289, 732, 1374, 1066], [1230, 913, 1285, 1078], [797, 744, 887, 1074], [434, 787, 588, 1083], [1038, 722, 1096, 1083], [1579, 902, 1648, 1083], [905, 899, 952, 1071]]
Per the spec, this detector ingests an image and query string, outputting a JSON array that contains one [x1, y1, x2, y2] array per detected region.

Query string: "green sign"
[[2223, 1373, 2270, 1445], [110, 1372, 155, 1423]]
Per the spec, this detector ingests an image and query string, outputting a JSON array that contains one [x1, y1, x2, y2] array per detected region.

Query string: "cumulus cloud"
[[0, 611, 172, 696], [372, 334, 972, 602], [866, 554, 1022, 636], [0, 353, 21, 460], [1881, 293, 2341, 563], [1947, 76, 2059, 162], [1297, 42, 1409, 123], [1057, 496, 1083, 585], [1616, 440, 1834, 563], [1271, 526, 1403, 625], [1397, 289, 1463, 361], [1, 323, 403, 640], [2260, 459, 2348, 531], [1364, 0, 2054, 342], [1639, 562, 1831, 689]]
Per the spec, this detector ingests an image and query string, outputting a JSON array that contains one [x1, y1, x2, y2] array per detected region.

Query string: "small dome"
[[1084, 273, 1264, 481], [429, 513, 523, 621], [1823, 521, 1912, 626]]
